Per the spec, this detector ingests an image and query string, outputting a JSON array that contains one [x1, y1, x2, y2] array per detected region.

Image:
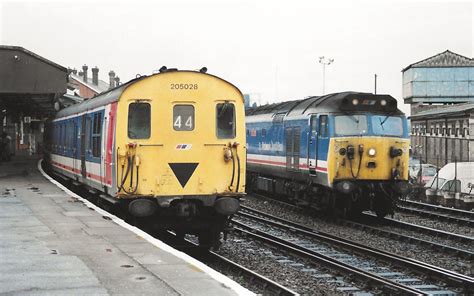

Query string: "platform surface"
[[0, 157, 248, 295]]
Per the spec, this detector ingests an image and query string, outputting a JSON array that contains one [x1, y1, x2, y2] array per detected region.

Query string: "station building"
[[402, 50, 474, 165], [0, 45, 118, 157]]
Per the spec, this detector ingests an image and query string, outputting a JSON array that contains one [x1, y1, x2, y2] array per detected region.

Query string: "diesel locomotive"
[[246, 92, 410, 217], [44, 68, 246, 247]]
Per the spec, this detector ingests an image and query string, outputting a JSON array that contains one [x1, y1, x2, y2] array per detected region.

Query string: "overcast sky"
[[1, 0, 472, 114]]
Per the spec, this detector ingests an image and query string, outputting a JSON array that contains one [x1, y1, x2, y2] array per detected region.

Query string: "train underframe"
[[117, 195, 241, 249], [247, 172, 407, 218]]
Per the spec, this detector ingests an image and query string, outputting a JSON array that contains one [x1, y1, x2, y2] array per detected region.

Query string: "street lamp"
[[318, 56, 334, 94]]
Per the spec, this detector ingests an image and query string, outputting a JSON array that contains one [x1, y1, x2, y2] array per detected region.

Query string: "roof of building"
[[0, 45, 67, 72], [410, 102, 474, 119], [69, 73, 110, 94], [403, 50, 474, 72]]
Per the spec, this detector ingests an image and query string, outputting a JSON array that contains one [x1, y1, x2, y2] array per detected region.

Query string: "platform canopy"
[[0, 45, 68, 117]]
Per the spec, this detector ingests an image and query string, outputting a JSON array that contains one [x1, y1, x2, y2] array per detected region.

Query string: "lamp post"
[[319, 56, 334, 94]]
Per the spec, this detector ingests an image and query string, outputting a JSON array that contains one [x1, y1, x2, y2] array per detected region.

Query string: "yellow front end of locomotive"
[[328, 137, 410, 184], [114, 72, 246, 198]]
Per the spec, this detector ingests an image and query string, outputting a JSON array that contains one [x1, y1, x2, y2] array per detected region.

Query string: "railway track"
[[248, 193, 473, 254], [236, 205, 474, 295], [398, 200, 474, 227], [157, 231, 298, 296]]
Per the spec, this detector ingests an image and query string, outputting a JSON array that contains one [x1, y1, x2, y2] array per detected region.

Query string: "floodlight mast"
[[319, 56, 334, 95]]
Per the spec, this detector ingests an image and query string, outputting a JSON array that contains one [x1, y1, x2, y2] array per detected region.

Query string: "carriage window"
[[92, 113, 102, 157], [216, 103, 235, 138], [173, 105, 194, 131], [310, 116, 317, 136], [128, 103, 151, 139], [319, 115, 329, 137]]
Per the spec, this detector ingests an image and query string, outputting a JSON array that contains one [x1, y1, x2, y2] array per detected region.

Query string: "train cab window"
[[334, 115, 367, 136], [216, 103, 235, 139], [173, 105, 194, 131], [92, 113, 102, 157], [128, 103, 151, 139]]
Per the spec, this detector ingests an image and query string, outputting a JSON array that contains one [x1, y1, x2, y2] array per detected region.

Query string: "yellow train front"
[[246, 92, 409, 217], [115, 69, 246, 245], [46, 68, 246, 248]]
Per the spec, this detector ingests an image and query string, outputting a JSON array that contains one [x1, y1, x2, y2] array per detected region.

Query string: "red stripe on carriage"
[[105, 102, 117, 186]]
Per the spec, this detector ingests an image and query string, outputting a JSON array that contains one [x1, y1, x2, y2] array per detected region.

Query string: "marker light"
[[368, 148, 376, 157], [352, 99, 359, 105], [380, 99, 387, 106]]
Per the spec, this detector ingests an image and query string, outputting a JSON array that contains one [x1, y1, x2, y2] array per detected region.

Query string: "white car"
[[425, 162, 474, 195]]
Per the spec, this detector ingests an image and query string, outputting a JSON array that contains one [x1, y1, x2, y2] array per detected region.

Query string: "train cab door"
[[308, 115, 318, 176], [316, 115, 329, 174], [80, 114, 87, 178]]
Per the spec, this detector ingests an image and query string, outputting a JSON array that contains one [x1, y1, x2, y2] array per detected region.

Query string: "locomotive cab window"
[[335, 115, 367, 136], [128, 103, 151, 139], [216, 103, 235, 139], [173, 105, 194, 131]]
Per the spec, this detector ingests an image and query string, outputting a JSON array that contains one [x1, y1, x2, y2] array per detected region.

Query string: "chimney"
[[78, 71, 83, 77], [92, 66, 99, 86], [108, 70, 115, 89], [82, 64, 88, 83], [114, 77, 120, 87]]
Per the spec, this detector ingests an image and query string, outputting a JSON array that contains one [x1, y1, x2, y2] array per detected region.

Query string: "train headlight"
[[352, 99, 359, 105], [380, 99, 387, 106], [368, 148, 376, 157]]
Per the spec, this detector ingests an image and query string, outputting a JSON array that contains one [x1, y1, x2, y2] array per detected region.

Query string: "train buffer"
[[0, 156, 251, 295]]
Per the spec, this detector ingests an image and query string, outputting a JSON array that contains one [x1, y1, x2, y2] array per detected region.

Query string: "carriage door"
[[285, 127, 301, 170], [308, 116, 318, 175], [80, 114, 87, 178]]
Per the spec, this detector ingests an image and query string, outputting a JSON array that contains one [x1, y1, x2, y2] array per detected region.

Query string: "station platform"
[[0, 157, 251, 295]]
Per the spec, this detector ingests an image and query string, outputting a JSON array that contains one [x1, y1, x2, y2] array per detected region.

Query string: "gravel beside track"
[[392, 211, 473, 237], [243, 195, 474, 277], [217, 232, 357, 295]]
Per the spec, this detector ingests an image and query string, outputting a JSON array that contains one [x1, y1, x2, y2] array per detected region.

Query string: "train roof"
[[246, 92, 404, 118], [55, 70, 243, 119]]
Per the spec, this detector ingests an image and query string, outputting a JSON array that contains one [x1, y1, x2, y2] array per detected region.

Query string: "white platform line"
[[37, 159, 254, 296]]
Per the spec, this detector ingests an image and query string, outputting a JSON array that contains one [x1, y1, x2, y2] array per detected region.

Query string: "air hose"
[[118, 155, 139, 194], [235, 147, 241, 193], [349, 148, 363, 179], [229, 146, 235, 190]]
